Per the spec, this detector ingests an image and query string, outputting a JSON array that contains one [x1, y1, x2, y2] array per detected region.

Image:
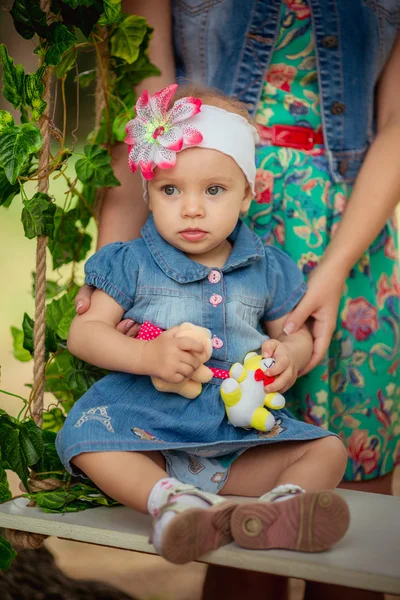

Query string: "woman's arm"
[[97, 0, 176, 248], [319, 33, 400, 274], [284, 35, 400, 372]]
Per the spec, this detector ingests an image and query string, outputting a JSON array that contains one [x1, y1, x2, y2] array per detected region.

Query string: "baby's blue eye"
[[206, 185, 224, 196], [163, 185, 179, 196]]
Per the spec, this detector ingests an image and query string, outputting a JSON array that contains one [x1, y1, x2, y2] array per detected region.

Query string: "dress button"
[[212, 336, 224, 349], [322, 35, 338, 48], [210, 293, 223, 307], [330, 102, 346, 115], [208, 270, 221, 284]]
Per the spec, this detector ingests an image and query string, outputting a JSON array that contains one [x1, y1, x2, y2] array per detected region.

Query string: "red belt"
[[257, 124, 324, 150]]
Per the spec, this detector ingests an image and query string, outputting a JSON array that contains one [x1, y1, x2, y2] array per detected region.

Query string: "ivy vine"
[[0, 0, 159, 569]]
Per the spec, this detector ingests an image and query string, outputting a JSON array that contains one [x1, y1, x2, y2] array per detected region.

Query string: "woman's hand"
[[74, 285, 140, 337], [260, 339, 298, 393], [283, 263, 346, 375]]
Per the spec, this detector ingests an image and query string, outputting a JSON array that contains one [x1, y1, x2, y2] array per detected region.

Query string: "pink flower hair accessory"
[[125, 84, 203, 180]]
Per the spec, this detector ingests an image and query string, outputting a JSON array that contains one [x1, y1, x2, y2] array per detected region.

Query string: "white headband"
[[125, 85, 259, 201]]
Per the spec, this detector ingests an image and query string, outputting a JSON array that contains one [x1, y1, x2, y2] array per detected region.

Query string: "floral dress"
[[244, 0, 400, 482]]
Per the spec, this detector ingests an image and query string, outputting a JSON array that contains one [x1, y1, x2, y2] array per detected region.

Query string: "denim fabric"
[[83, 215, 307, 365], [162, 448, 247, 493], [55, 216, 338, 474], [172, 0, 400, 183], [56, 370, 335, 476]]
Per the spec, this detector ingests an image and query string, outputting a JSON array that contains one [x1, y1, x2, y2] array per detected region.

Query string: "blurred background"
[[0, 1, 398, 598]]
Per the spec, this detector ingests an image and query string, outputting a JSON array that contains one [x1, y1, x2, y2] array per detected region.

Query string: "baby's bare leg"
[[72, 450, 167, 513], [221, 436, 347, 496]]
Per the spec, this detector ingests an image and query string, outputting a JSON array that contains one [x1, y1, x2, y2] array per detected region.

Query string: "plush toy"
[[152, 322, 213, 399], [220, 352, 286, 432]]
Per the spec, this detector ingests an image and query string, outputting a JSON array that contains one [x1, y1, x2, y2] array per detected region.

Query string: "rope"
[[6, 0, 56, 551], [31, 0, 53, 427]]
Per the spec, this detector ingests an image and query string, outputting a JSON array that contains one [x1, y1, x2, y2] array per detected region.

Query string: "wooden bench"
[[1, 489, 399, 595]]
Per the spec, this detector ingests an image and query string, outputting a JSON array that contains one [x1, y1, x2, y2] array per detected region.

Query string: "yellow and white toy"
[[220, 352, 286, 432]]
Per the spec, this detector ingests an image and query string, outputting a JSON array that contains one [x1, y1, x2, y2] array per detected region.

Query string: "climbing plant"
[[0, 0, 159, 569]]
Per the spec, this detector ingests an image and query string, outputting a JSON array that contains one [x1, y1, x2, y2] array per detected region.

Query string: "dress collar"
[[141, 214, 264, 283]]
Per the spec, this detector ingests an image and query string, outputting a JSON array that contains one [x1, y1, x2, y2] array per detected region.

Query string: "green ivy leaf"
[[11, 326, 32, 362], [110, 15, 147, 64], [54, 0, 104, 38], [98, 0, 123, 25], [0, 417, 29, 489], [0, 455, 12, 503], [44, 351, 77, 411], [32, 272, 65, 300], [76, 184, 95, 228], [0, 535, 17, 570], [10, 0, 48, 40], [48, 207, 92, 269], [0, 124, 42, 184], [22, 312, 58, 357], [31, 271, 65, 300], [0, 44, 24, 108], [21, 192, 56, 240], [64, 356, 107, 396], [46, 286, 79, 340], [0, 110, 14, 133], [55, 50, 76, 78], [112, 108, 135, 142], [74, 69, 96, 88], [45, 23, 77, 67], [42, 408, 66, 433], [63, 0, 95, 6], [25, 483, 119, 513], [0, 167, 20, 208], [19, 419, 44, 467], [75, 145, 120, 187], [24, 66, 47, 121], [33, 430, 65, 474]]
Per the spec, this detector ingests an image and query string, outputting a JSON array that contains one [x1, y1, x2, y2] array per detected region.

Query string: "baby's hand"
[[141, 328, 202, 384], [260, 339, 298, 394]]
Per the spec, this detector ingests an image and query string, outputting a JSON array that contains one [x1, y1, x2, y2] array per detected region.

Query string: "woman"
[[75, 1, 400, 598]]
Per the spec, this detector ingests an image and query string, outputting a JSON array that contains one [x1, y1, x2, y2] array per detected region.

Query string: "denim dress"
[[56, 216, 335, 492]]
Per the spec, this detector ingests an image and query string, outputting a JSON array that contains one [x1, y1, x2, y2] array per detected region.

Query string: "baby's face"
[[147, 147, 252, 264]]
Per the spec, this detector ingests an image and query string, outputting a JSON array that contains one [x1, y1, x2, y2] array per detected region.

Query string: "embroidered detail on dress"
[[74, 406, 114, 432], [132, 427, 161, 441], [211, 472, 226, 484], [257, 418, 285, 439], [188, 456, 206, 474]]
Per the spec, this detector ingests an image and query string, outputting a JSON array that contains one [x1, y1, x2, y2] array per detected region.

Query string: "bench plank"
[[0, 489, 399, 594]]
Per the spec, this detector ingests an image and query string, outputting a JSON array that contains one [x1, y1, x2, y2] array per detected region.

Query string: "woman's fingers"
[[75, 285, 94, 314], [284, 293, 314, 335], [116, 319, 137, 336]]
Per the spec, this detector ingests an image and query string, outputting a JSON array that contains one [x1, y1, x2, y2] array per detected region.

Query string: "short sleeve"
[[84, 242, 138, 311], [263, 246, 306, 321]]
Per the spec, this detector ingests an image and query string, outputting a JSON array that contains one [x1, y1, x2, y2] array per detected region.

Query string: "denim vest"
[[173, 0, 400, 184]]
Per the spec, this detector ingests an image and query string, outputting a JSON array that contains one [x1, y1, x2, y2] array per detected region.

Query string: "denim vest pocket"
[[176, 0, 225, 15], [362, 0, 400, 24]]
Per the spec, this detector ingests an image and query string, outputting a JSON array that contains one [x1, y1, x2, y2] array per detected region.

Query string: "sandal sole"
[[231, 491, 350, 553], [161, 501, 237, 564]]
